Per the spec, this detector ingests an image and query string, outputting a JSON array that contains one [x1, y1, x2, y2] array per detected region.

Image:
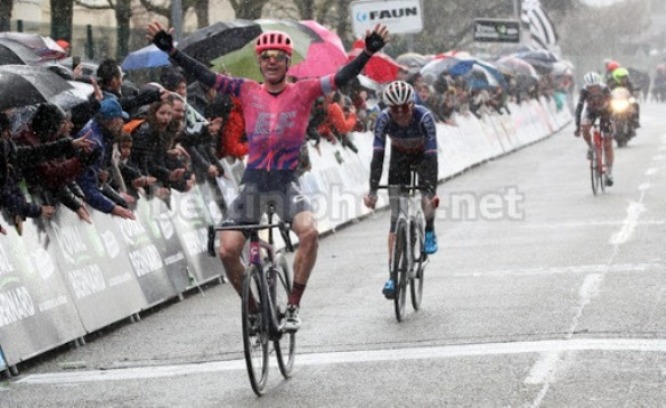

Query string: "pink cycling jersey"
[[213, 74, 336, 171]]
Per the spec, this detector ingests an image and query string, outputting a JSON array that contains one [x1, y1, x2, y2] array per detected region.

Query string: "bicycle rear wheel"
[[272, 253, 296, 378], [410, 220, 425, 311], [242, 265, 269, 396], [392, 220, 408, 322]]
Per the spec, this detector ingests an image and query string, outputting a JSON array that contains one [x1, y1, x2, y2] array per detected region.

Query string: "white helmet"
[[583, 71, 602, 86], [384, 81, 415, 106]]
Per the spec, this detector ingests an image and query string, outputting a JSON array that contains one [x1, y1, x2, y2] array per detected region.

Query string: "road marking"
[[652, 155, 665, 161], [610, 202, 645, 245], [452, 263, 663, 278], [645, 168, 659, 176], [15, 338, 666, 385]]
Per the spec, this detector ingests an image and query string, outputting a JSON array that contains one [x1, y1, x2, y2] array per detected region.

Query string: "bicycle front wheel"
[[272, 253, 296, 378], [392, 219, 408, 322], [242, 265, 269, 396], [410, 221, 425, 311], [590, 153, 599, 196]]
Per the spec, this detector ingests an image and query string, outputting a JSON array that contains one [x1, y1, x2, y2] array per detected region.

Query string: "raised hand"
[[364, 24, 390, 54], [147, 21, 175, 53]]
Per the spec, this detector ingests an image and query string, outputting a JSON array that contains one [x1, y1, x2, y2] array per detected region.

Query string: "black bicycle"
[[207, 205, 295, 396], [378, 167, 429, 322]]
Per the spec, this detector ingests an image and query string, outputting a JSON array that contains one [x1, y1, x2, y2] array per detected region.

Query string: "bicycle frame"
[[379, 167, 428, 321]]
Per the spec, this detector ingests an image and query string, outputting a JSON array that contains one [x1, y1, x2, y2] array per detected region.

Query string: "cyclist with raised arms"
[[363, 81, 439, 299], [574, 71, 614, 186], [147, 21, 389, 332]]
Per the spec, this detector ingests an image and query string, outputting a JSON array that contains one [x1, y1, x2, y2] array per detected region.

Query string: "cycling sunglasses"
[[389, 103, 413, 114], [259, 50, 290, 63]]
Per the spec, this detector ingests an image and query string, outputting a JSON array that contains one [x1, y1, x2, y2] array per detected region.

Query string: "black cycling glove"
[[365, 31, 385, 54], [153, 30, 175, 53]]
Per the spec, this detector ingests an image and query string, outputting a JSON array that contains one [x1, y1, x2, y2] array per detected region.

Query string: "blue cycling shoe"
[[425, 231, 438, 254], [382, 279, 395, 299]]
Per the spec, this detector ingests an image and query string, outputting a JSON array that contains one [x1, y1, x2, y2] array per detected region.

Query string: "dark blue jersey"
[[373, 104, 438, 156]]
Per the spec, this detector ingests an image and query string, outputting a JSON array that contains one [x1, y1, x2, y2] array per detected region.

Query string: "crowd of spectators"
[[0, 49, 570, 234]]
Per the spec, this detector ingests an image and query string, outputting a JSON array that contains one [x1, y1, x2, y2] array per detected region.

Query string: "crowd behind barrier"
[[0, 95, 571, 375]]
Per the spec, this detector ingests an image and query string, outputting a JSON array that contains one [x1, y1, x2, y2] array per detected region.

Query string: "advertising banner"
[[121, 196, 189, 306], [50, 208, 147, 333], [350, 0, 423, 38], [171, 187, 225, 284], [0, 214, 85, 366]]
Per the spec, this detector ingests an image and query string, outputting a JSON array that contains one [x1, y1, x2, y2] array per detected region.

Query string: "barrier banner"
[[171, 187, 225, 284], [122, 196, 189, 306], [0, 215, 85, 367], [50, 209, 147, 333]]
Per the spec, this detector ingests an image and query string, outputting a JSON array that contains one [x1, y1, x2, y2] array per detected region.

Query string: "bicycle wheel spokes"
[[273, 254, 296, 378], [410, 223, 425, 311], [392, 221, 408, 322], [242, 265, 269, 396]]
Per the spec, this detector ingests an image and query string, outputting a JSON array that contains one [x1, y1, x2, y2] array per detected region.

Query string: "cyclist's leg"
[[416, 155, 439, 254], [279, 182, 317, 310], [219, 183, 258, 297], [601, 110, 614, 175]]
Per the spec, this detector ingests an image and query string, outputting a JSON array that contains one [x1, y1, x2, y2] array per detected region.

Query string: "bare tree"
[[0, 0, 13, 32], [229, 0, 269, 19], [76, 0, 132, 59]]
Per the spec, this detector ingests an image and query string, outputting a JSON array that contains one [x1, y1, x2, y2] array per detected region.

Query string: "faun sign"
[[350, 0, 424, 38]]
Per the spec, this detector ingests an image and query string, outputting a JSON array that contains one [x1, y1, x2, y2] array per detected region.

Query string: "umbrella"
[[420, 56, 475, 79], [179, 19, 262, 64], [495, 56, 539, 91], [396, 52, 430, 69], [346, 39, 402, 83], [0, 32, 66, 60], [210, 19, 322, 80], [121, 43, 172, 71], [0, 39, 40, 65], [464, 65, 500, 90], [515, 49, 558, 75], [288, 20, 347, 79], [53, 80, 95, 111], [0, 65, 73, 111]]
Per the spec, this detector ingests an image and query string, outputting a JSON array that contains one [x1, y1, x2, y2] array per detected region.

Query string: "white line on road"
[[610, 201, 646, 245], [15, 338, 666, 385], [645, 168, 659, 176], [452, 262, 663, 278]]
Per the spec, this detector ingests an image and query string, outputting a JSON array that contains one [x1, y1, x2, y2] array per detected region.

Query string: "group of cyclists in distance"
[[574, 59, 642, 187], [147, 20, 440, 332]]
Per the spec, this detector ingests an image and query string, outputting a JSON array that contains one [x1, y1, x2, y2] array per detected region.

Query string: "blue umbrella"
[[121, 44, 172, 71]]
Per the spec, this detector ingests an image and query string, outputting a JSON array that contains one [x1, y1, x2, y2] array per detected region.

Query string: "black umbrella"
[[179, 20, 263, 64], [0, 39, 40, 65], [0, 65, 74, 111]]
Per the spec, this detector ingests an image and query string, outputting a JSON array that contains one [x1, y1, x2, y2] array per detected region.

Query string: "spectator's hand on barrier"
[[41, 205, 56, 219], [364, 24, 389, 54], [363, 193, 377, 209], [111, 205, 136, 220], [156, 187, 171, 199], [169, 168, 186, 182], [120, 192, 136, 205], [76, 206, 93, 224], [207, 164, 219, 179]]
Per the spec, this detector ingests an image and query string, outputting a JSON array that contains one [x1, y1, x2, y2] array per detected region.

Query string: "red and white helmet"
[[255, 31, 293, 56]]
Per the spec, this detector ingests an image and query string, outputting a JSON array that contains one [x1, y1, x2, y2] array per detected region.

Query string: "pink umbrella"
[[289, 20, 347, 79]]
